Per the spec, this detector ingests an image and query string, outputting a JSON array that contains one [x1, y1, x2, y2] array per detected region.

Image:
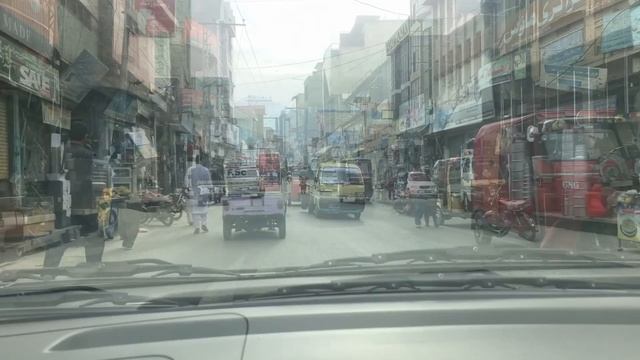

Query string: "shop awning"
[[127, 129, 158, 159]]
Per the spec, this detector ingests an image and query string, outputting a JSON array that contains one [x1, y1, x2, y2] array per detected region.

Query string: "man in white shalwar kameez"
[[185, 156, 212, 234]]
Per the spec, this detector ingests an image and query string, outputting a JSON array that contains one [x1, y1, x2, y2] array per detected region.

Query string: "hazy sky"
[[231, 0, 409, 108]]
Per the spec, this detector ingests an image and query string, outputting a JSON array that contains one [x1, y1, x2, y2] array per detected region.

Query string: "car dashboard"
[[1, 293, 639, 360]]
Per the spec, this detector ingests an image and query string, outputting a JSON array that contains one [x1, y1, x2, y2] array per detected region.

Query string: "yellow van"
[[307, 162, 366, 219]]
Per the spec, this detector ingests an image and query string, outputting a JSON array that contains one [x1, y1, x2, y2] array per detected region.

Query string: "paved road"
[[1, 202, 620, 271]]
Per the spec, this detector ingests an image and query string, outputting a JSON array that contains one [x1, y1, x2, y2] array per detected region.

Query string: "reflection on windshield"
[[1, 0, 640, 279]]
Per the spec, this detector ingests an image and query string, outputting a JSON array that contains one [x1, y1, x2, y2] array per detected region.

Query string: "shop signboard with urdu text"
[[0, 34, 59, 102], [601, 6, 640, 53], [541, 28, 584, 65], [540, 64, 607, 91]]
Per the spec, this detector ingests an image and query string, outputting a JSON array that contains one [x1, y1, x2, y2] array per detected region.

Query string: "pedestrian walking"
[[386, 177, 395, 200], [186, 155, 212, 234], [413, 195, 438, 228]]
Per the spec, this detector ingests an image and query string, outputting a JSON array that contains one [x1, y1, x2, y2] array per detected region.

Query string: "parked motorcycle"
[[393, 190, 414, 215], [140, 190, 174, 226], [473, 198, 538, 244], [170, 188, 189, 220]]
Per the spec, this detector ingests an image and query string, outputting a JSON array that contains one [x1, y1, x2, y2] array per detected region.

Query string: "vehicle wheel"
[[223, 219, 232, 240], [518, 213, 539, 242], [353, 212, 361, 220], [105, 209, 118, 239], [159, 212, 174, 226], [171, 208, 183, 221], [278, 217, 287, 239], [473, 211, 492, 245]]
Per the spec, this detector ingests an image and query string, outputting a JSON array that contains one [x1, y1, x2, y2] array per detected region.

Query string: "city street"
[[4, 201, 620, 272]]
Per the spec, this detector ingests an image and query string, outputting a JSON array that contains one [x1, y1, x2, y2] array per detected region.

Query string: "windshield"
[[320, 168, 363, 185], [5, 0, 640, 320], [408, 173, 428, 181], [543, 128, 620, 161]]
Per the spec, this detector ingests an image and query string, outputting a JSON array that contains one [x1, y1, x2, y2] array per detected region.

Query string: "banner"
[[540, 64, 607, 91]]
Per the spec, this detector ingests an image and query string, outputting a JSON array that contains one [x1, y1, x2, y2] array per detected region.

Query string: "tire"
[[223, 218, 232, 240], [159, 212, 174, 226], [278, 217, 287, 239], [435, 206, 444, 226], [473, 211, 492, 245], [517, 212, 538, 242], [105, 209, 118, 239], [171, 208, 183, 221], [353, 212, 361, 220]]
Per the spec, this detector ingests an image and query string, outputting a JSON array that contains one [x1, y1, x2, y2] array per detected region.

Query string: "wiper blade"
[[0, 285, 161, 308], [293, 246, 640, 272], [237, 274, 640, 301], [0, 259, 244, 283]]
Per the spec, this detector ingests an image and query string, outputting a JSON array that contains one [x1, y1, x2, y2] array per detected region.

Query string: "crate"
[[1, 211, 55, 241]]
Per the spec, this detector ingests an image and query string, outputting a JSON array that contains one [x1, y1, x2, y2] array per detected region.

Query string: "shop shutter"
[[0, 97, 8, 180]]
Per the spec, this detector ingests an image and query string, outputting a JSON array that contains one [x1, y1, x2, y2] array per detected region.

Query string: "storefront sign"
[[540, 64, 607, 91], [491, 56, 513, 85], [386, 19, 411, 54], [42, 102, 71, 129], [502, 1, 536, 52], [541, 28, 584, 65], [60, 50, 108, 103], [0, 34, 59, 102], [601, 6, 640, 53], [397, 95, 427, 133], [513, 50, 528, 80], [0, 0, 57, 57], [538, 0, 585, 35]]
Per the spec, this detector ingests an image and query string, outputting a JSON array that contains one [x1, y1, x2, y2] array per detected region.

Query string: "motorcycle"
[[393, 190, 414, 215], [139, 190, 174, 226], [170, 188, 189, 220], [473, 198, 538, 244]]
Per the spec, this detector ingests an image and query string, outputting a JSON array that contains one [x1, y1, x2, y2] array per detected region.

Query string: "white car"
[[406, 172, 437, 198]]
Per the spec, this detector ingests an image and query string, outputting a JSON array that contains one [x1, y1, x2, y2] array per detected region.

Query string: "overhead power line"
[[236, 48, 386, 86], [352, 0, 409, 17], [235, 41, 387, 70]]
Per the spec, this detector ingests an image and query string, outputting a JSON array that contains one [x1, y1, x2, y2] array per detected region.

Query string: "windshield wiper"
[[0, 285, 173, 308], [288, 246, 640, 274], [0, 259, 245, 283], [236, 274, 640, 302]]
